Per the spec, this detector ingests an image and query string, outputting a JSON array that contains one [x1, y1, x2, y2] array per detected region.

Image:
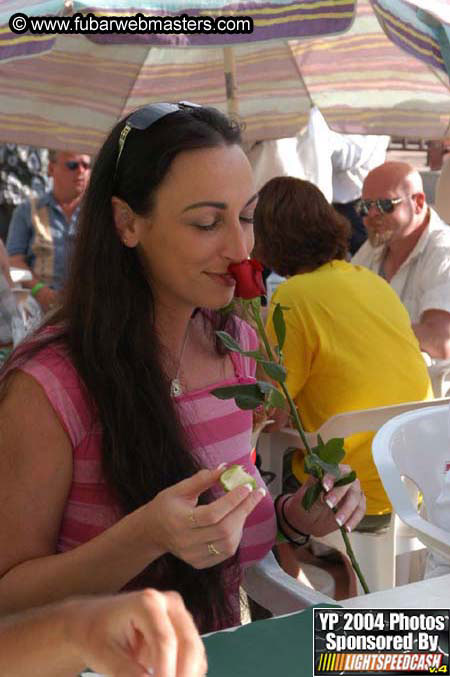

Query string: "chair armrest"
[[243, 551, 334, 616], [398, 513, 450, 561]]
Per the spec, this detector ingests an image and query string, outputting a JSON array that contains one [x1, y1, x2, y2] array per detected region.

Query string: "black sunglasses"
[[115, 101, 201, 175], [357, 197, 403, 217], [65, 160, 91, 171]]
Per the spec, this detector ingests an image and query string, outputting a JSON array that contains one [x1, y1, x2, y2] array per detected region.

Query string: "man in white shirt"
[[353, 161, 450, 359]]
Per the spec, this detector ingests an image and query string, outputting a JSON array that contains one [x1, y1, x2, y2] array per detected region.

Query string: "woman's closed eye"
[[191, 218, 222, 231], [190, 212, 254, 231]]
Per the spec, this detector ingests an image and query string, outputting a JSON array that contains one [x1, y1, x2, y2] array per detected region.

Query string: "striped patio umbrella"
[[0, 0, 449, 154], [373, 0, 450, 75]]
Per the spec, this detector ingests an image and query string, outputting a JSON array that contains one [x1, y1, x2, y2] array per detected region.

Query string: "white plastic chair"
[[372, 405, 450, 565], [257, 398, 450, 498], [243, 550, 334, 616], [257, 398, 450, 592], [424, 357, 450, 398]]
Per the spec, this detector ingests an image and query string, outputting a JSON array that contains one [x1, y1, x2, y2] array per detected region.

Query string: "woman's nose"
[[224, 222, 254, 262]]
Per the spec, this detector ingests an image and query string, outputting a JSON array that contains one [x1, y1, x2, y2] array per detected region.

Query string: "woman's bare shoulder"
[[0, 368, 72, 453]]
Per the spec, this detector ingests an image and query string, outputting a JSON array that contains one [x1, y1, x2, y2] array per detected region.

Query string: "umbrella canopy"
[[0, 0, 449, 154], [373, 0, 450, 75]]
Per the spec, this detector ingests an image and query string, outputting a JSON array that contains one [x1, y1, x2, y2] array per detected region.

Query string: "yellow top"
[[266, 260, 433, 514]]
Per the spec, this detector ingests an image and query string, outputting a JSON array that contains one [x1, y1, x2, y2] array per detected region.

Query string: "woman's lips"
[[205, 272, 236, 287]]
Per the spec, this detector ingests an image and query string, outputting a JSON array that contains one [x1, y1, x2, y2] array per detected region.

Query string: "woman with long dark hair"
[[0, 105, 365, 632]]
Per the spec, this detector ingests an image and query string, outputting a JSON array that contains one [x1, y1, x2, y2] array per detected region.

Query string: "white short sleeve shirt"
[[352, 208, 450, 324]]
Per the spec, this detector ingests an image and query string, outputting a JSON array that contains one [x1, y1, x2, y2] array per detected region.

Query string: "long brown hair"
[[3, 106, 243, 632]]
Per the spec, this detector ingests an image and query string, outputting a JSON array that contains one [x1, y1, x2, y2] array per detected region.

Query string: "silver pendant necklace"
[[170, 321, 191, 398]]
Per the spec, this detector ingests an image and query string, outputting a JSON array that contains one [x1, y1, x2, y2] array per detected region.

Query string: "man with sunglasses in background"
[[6, 150, 90, 312], [353, 161, 450, 360]]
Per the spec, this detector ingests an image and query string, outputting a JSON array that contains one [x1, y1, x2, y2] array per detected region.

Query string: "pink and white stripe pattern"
[[6, 317, 276, 578], [176, 317, 276, 567]]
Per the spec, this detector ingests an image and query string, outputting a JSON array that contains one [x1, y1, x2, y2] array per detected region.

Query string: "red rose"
[[228, 259, 266, 300]]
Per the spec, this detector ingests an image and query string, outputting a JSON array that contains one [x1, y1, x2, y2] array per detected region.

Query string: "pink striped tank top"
[[6, 317, 276, 624]]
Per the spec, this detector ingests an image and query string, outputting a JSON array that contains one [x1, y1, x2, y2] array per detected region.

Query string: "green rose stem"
[[247, 299, 370, 595]]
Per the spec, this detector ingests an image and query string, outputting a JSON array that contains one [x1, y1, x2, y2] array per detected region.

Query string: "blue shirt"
[[6, 192, 79, 291]]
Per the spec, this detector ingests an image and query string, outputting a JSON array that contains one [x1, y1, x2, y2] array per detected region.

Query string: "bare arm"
[[0, 371, 165, 614], [0, 590, 207, 677], [412, 309, 450, 359], [0, 371, 264, 615]]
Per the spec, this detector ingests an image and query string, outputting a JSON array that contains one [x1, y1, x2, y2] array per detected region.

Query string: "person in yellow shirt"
[[254, 176, 432, 525]]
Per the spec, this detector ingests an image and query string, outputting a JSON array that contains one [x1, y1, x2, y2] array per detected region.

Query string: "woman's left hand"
[[282, 464, 366, 537]]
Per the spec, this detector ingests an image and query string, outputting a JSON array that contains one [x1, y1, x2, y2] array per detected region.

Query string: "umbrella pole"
[[224, 47, 238, 117]]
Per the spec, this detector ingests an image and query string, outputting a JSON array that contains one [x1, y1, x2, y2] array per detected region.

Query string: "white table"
[[341, 573, 450, 608], [81, 574, 450, 677]]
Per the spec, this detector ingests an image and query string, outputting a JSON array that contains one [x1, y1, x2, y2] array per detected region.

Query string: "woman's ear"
[[111, 196, 139, 247]]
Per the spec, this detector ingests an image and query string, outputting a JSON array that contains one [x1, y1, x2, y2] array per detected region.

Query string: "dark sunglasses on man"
[[65, 160, 91, 171], [356, 197, 403, 217]]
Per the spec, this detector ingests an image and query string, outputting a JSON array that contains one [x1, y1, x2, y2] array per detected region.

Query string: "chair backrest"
[[304, 398, 450, 444], [372, 405, 450, 560], [257, 398, 450, 497]]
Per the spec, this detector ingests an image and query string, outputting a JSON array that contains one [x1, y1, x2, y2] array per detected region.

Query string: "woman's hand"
[[147, 468, 266, 568], [281, 464, 366, 538]]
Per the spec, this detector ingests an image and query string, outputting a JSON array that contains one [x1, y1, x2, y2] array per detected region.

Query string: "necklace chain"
[[170, 321, 191, 398]]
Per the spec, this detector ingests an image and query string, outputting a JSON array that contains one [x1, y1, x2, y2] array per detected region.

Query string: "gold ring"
[[189, 509, 197, 527], [207, 543, 221, 556]]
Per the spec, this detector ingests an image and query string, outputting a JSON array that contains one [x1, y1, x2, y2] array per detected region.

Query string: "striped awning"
[[0, 0, 448, 152]]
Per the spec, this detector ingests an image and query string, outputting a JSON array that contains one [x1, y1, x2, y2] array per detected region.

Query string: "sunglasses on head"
[[357, 197, 404, 217], [115, 101, 201, 175], [65, 160, 90, 171]]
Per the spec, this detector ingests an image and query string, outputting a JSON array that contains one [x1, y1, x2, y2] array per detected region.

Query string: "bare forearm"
[[0, 505, 165, 615], [0, 591, 208, 677], [0, 600, 84, 677], [413, 321, 450, 359]]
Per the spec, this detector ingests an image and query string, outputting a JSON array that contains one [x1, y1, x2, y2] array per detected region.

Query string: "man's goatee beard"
[[367, 229, 394, 248]]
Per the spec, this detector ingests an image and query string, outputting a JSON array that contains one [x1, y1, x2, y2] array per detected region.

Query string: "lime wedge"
[[220, 464, 258, 492]]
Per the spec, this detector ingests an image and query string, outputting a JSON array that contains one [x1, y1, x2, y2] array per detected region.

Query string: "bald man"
[[353, 161, 450, 359]]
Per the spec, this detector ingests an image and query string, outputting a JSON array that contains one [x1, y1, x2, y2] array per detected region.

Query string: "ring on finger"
[[207, 542, 221, 556]]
